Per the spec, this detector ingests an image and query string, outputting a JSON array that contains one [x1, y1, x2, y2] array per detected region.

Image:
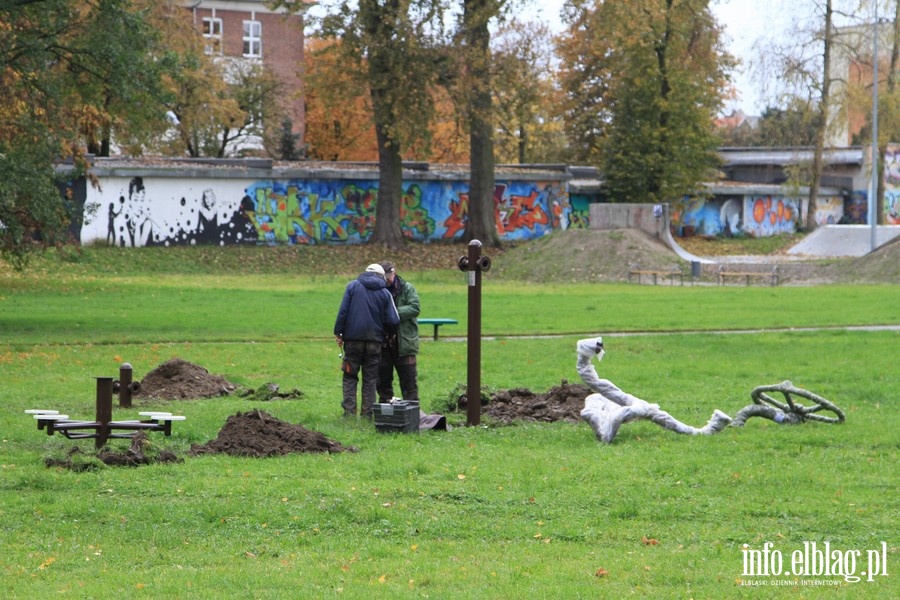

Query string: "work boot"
[[699, 409, 732, 435]]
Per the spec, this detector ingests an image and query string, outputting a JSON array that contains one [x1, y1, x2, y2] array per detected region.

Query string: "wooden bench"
[[418, 318, 458, 340], [627, 264, 684, 286], [717, 265, 780, 286]]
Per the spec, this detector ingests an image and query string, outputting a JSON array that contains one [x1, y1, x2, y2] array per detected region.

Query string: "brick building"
[[180, 0, 313, 146]]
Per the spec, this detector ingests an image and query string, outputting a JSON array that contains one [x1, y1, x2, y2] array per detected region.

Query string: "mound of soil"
[[485, 228, 900, 285], [188, 409, 357, 457], [492, 229, 677, 283], [45, 432, 181, 471], [139, 358, 237, 400], [484, 380, 592, 423]]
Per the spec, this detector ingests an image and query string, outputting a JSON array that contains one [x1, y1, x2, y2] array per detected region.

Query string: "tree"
[[750, 0, 878, 229], [804, 0, 836, 230], [460, 0, 505, 245], [556, 1, 613, 166], [0, 0, 166, 267], [717, 101, 820, 147], [858, 0, 900, 226], [302, 38, 378, 161], [306, 0, 446, 249], [558, 0, 734, 204], [492, 18, 568, 164], [277, 118, 304, 161]]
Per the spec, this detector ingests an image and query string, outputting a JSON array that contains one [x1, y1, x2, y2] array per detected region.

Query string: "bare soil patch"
[[45, 431, 182, 471], [483, 380, 592, 424], [188, 409, 357, 457], [139, 358, 237, 399]]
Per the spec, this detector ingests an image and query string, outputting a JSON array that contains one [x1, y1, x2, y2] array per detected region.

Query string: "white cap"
[[366, 263, 385, 277]]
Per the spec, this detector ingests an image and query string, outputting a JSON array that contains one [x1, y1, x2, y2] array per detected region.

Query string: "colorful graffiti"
[[749, 195, 802, 234], [843, 192, 868, 225], [672, 195, 804, 237], [884, 144, 900, 224], [811, 196, 842, 226], [566, 196, 591, 230], [80, 176, 572, 247]]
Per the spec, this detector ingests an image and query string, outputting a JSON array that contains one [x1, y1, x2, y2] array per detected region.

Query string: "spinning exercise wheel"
[[731, 380, 845, 426]]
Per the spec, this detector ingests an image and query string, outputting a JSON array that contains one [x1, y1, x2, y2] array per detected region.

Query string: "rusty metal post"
[[457, 240, 491, 426], [95, 376, 113, 449], [118, 363, 133, 408], [466, 241, 482, 425]]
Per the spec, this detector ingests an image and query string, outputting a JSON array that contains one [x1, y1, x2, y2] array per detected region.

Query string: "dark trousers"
[[377, 346, 418, 402], [341, 340, 381, 417]]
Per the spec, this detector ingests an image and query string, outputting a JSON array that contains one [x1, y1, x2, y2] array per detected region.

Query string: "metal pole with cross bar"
[[458, 240, 492, 426]]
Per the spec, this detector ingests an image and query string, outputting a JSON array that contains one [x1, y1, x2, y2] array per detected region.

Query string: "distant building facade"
[[180, 0, 312, 146]]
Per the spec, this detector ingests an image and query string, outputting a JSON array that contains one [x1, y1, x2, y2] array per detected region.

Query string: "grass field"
[[1, 246, 897, 599]]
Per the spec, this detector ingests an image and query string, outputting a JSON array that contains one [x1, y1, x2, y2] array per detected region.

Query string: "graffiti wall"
[[672, 195, 807, 237], [811, 196, 843, 226], [883, 144, 900, 224], [843, 191, 868, 225], [80, 175, 576, 247]]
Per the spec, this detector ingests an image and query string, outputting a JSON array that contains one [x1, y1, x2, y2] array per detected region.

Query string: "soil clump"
[[483, 380, 592, 424], [188, 409, 357, 457], [139, 358, 237, 399], [45, 432, 182, 471]]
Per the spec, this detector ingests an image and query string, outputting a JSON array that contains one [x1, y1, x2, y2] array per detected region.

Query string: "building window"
[[202, 17, 222, 55], [243, 20, 262, 57]]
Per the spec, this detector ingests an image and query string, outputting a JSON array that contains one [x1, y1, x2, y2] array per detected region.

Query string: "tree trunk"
[[463, 0, 500, 246], [371, 117, 404, 248], [806, 0, 833, 231], [360, 0, 405, 249]]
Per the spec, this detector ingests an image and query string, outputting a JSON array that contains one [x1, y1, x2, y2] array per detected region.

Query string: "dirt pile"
[[45, 432, 181, 471], [188, 409, 357, 457], [492, 229, 677, 283], [482, 228, 900, 285], [139, 358, 237, 399], [484, 380, 592, 423]]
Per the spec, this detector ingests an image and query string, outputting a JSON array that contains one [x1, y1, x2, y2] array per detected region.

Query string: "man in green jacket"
[[377, 260, 421, 402]]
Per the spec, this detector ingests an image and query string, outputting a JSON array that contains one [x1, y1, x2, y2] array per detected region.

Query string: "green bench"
[[418, 318, 458, 341]]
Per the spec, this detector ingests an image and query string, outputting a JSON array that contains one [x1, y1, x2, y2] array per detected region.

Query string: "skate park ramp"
[[786, 225, 900, 257]]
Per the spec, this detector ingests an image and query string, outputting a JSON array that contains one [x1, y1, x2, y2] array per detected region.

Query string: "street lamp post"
[[871, 5, 880, 251]]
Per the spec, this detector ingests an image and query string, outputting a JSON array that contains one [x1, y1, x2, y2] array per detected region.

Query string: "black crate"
[[374, 401, 420, 434]]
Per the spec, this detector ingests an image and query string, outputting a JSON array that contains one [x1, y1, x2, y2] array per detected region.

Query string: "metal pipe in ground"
[[95, 376, 114, 449], [466, 241, 482, 425], [118, 363, 134, 408], [458, 240, 491, 426]]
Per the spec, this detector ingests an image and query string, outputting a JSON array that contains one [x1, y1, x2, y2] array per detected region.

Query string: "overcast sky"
[[306, 1, 833, 117]]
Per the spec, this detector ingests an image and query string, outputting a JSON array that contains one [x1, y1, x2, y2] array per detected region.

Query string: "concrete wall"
[[78, 161, 578, 247], [589, 194, 851, 239], [588, 202, 669, 238]]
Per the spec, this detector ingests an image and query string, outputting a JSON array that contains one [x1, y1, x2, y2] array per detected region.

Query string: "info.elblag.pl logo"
[[739, 541, 890, 585]]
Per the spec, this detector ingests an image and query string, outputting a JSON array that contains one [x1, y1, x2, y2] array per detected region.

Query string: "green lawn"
[[0, 249, 897, 599]]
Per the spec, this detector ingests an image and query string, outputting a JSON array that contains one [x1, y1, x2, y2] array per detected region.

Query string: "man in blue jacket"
[[334, 264, 400, 419]]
